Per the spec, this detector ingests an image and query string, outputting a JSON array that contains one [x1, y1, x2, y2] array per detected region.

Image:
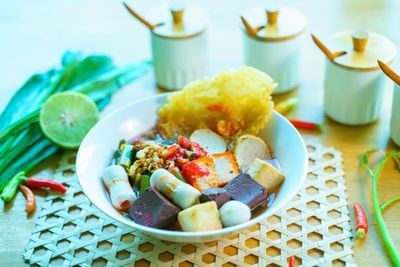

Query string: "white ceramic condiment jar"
[[323, 30, 396, 125], [241, 5, 307, 94], [379, 61, 400, 146], [148, 5, 208, 91], [391, 84, 400, 146]]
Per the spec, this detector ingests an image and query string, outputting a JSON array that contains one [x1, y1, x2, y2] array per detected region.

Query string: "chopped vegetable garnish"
[[140, 175, 150, 194], [160, 144, 180, 160], [116, 144, 135, 168], [289, 119, 323, 131], [177, 135, 191, 149], [19, 184, 36, 214], [354, 202, 368, 239]]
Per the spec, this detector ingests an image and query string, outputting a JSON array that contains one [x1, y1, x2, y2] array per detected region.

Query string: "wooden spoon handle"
[[241, 16, 257, 37], [311, 34, 336, 60], [311, 34, 347, 61], [123, 2, 156, 31], [332, 51, 347, 58], [378, 60, 400, 85]]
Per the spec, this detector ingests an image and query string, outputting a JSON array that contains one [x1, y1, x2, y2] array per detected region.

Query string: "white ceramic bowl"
[[76, 93, 308, 242]]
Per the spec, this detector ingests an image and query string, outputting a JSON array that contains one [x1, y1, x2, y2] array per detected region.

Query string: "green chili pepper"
[[0, 171, 26, 202]]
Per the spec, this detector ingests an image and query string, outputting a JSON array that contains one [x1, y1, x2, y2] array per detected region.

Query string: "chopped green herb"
[[140, 175, 151, 194]]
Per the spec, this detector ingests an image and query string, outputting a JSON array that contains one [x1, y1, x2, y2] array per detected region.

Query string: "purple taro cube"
[[224, 173, 268, 210], [199, 187, 231, 208], [128, 188, 181, 228]]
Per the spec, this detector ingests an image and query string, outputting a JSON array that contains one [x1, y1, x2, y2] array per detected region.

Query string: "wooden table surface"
[[1, 0, 400, 266]]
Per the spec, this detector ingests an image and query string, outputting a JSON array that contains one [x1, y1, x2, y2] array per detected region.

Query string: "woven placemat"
[[23, 140, 354, 267]]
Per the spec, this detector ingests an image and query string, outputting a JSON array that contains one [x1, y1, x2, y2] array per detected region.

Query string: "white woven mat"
[[23, 140, 354, 267]]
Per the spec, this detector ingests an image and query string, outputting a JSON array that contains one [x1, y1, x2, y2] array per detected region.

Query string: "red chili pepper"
[[25, 177, 67, 194], [289, 119, 323, 131], [19, 184, 36, 214], [177, 135, 191, 149], [288, 256, 296, 267], [354, 202, 368, 239]]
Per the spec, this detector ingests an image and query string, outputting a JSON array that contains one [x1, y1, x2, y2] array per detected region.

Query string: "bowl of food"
[[76, 66, 308, 242]]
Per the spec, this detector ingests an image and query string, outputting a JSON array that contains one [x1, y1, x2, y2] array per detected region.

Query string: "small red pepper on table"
[[288, 256, 296, 267], [24, 177, 67, 194], [354, 202, 368, 239], [19, 184, 36, 214], [289, 119, 323, 131]]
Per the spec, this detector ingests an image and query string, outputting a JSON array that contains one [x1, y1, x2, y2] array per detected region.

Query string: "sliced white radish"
[[190, 129, 226, 154], [102, 165, 136, 210], [233, 135, 272, 170]]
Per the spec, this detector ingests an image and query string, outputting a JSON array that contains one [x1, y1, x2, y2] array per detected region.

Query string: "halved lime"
[[40, 92, 99, 149]]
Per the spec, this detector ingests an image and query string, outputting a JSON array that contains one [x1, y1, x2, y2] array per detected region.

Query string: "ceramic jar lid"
[[241, 5, 307, 41], [148, 4, 207, 39], [326, 30, 396, 70]]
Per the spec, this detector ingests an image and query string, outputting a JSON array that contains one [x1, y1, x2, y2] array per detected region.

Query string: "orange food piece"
[[182, 156, 219, 191]]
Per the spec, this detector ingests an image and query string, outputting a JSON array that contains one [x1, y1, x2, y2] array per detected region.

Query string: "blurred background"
[[2, 0, 400, 111]]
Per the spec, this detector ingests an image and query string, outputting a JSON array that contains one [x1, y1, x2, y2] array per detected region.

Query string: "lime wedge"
[[40, 92, 99, 149]]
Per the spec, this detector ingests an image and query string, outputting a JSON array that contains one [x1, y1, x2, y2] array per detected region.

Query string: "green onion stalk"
[[360, 150, 400, 266]]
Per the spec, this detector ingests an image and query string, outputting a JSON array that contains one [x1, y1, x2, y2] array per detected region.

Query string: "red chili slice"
[[178, 135, 191, 149]]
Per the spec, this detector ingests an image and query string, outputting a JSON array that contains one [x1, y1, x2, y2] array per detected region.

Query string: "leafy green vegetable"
[[360, 150, 400, 266], [0, 52, 151, 192], [0, 72, 59, 132], [61, 51, 82, 66], [61, 55, 114, 90]]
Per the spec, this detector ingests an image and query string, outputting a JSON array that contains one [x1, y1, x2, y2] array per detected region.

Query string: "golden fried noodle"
[[158, 66, 277, 138]]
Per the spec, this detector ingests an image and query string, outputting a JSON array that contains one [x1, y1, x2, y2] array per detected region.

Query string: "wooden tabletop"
[[1, 0, 400, 266]]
